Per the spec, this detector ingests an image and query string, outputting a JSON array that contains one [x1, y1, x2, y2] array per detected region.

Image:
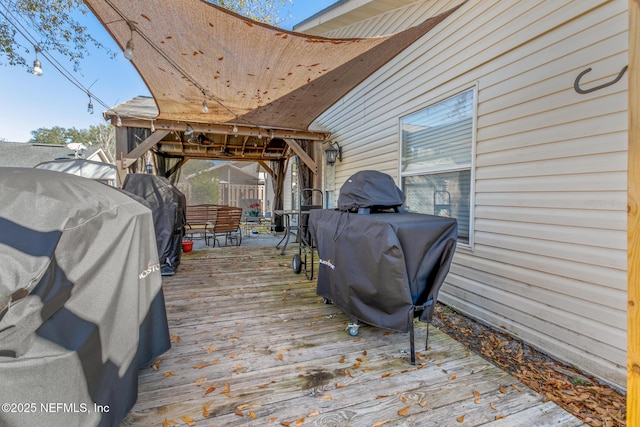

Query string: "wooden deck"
[[122, 244, 587, 427]]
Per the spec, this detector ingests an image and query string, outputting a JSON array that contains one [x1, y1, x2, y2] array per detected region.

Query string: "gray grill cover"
[[0, 168, 170, 427], [310, 209, 457, 333], [337, 170, 405, 212]]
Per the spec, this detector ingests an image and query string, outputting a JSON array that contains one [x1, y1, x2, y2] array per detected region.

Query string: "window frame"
[[398, 84, 478, 249]]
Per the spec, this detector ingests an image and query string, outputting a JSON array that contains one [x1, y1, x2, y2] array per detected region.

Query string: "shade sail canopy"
[[86, 0, 460, 133]]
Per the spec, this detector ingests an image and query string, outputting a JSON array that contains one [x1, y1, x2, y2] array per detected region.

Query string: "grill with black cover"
[[309, 170, 457, 363]]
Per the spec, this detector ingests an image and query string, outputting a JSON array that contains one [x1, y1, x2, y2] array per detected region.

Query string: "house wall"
[[310, 0, 628, 389]]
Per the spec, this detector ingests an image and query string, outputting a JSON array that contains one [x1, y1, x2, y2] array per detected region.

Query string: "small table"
[[273, 210, 299, 255], [243, 215, 264, 236]]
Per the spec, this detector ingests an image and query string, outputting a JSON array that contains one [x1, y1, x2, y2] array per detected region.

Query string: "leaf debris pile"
[[432, 304, 626, 426]]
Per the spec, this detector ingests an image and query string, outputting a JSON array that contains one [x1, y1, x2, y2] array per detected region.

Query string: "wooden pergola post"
[[628, 0, 639, 423]]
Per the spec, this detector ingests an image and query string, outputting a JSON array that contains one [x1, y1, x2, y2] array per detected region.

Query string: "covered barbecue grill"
[[122, 174, 186, 276], [0, 168, 170, 427], [309, 170, 457, 363]]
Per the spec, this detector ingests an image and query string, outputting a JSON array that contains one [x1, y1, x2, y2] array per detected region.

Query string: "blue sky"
[[0, 1, 337, 142]]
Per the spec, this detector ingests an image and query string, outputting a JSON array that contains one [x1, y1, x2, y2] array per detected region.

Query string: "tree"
[[189, 171, 220, 205], [0, 0, 292, 72]]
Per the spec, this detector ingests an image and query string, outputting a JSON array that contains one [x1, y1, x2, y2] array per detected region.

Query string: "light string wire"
[[0, 0, 117, 113]]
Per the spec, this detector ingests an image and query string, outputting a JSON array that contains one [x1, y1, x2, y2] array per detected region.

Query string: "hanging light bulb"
[[116, 116, 122, 127], [150, 120, 155, 132], [87, 96, 94, 114], [232, 124, 238, 134], [123, 22, 135, 60], [257, 129, 262, 140], [124, 39, 134, 60], [32, 45, 43, 76], [201, 98, 209, 114]]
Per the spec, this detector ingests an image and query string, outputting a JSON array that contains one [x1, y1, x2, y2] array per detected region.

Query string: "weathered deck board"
[[122, 245, 586, 426]]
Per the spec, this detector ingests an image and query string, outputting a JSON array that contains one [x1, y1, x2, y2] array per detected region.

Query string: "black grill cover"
[[337, 170, 405, 212], [310, 209, 457, 333], [0, 168, 170, 427], [122, 174, 186, 275]]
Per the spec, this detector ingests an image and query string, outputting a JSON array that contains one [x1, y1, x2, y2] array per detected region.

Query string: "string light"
[[87, 95, 94, 114], [232, 124, 238, 134], [201, 90, 209, 113], [32, 45, 43, 76], [123, 21, 135, 60], [150, 120, 155, 132]]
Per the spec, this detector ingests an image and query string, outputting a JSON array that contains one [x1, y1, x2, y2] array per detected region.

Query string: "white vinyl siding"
[[308, 0, 627, 389]]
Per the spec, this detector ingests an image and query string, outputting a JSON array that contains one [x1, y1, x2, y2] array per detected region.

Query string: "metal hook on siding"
[[574, 65, 628, 94]]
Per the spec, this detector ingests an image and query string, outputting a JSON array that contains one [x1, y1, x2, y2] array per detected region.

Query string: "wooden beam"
[[109, 116, 329, 141], [122, 130, 170, 168], [629, 0, 640, 423], [283, 138, 318, 175], [258, 160, 274, 178]]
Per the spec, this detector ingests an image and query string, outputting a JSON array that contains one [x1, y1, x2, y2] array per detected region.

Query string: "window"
[[400, 88, 475, 244]]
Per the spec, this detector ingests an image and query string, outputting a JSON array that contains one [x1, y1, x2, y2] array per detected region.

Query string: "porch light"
[[325, 141, 342, 166]]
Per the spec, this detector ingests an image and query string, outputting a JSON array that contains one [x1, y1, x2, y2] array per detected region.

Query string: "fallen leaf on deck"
[[249, 412, 257, 419], [495, 415, 506, 420], [195, 377, 207, 385], [163, 372, 175, 377], [345, 369, 352, 377], [449, 373, 457, 380], [456, 415, 465, 423], [277, 354, 284, 361], [181, 415, 196, 426], [339, 356, 345, 363], [474, 397, 481, 404], [202, 403, 211, 417], [308, 410, 319, 417], [162, 419, 177, 427], [373, 421, 388, 427], [204, 385, 216, 395], [398, 406, 410, 416], [295, 417, 305, 426], [205, 346, 218, 354], [489, 402, 497, 410], [499, 385, 507, 394]]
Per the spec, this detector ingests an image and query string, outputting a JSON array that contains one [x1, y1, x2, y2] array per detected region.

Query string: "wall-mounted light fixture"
[[325, 141, 342, 166]]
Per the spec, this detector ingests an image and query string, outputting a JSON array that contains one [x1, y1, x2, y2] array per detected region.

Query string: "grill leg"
[[426, 323, 430, 351], [409, 320, 416, 365]]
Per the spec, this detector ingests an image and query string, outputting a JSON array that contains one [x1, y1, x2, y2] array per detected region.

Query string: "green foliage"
[[189, 170, 220, 205], [29, 123, 115, 160], [0, 0, 113, 71], [212, 0, 292, 26]]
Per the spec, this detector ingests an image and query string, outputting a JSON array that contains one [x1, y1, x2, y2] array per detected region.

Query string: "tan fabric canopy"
[[85, 0, 460, 133]]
